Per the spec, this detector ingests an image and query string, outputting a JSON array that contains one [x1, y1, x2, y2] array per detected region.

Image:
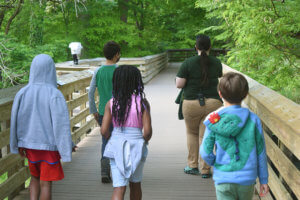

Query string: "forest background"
[[0, 0, 299, 102]]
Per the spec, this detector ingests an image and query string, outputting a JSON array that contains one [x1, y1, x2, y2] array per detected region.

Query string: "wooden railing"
[[223, 64, 300, 200], [0, 53, 168, 199], [56, 52, 168, 84], [167, 48, 227, 62]]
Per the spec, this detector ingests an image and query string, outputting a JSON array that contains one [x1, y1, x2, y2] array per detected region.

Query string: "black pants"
[[72, 54, 78, 64]]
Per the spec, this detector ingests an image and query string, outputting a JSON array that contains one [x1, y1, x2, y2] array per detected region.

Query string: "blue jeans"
[[98, 115, 113, 160]]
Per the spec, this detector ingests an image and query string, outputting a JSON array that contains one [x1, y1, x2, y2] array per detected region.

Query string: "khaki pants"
[[182, 98, 222, 174]]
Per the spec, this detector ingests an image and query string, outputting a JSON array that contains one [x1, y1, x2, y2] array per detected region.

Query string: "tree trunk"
[[0, 8, 7, 30], [5, 0, 24, 35], [118, 0, 129, 23], [133, 0, 144, 31]]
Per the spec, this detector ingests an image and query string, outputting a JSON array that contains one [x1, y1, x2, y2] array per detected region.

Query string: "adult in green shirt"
[[176, 35, 223, 178], [89, 41, 121, 183]]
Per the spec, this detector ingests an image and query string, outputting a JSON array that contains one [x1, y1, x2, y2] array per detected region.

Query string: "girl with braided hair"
[[101, 65, 152, 200]]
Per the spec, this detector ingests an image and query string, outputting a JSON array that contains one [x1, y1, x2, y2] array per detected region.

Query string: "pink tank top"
[[110, 95, 143, 129]]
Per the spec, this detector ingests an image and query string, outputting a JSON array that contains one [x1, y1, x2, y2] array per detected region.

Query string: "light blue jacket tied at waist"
[[10, 54, 73, 162], [104, 127, 148, 178]]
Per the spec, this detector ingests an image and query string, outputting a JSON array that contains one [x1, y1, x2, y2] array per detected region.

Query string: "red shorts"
[[28, 161, 64, 181]]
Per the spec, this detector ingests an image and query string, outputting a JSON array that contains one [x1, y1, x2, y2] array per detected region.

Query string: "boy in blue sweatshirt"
[[200, 72, 269, 200]]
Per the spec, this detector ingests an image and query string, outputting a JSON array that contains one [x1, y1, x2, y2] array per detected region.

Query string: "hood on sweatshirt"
[[29, 54, 57, 87], [204, 105, 250, 138]]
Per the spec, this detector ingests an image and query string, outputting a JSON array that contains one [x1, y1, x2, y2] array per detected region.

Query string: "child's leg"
[[237, 184, 255, 200], [39, 180, 52, 200], [29, 175, 40, 200], [111, 186, 126, 200], [215, 183, 237, 200], [129, 182, 142, 200]]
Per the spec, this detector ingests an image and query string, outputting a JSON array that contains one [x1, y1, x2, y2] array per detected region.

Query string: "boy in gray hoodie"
[[10, 54, 74, 200]]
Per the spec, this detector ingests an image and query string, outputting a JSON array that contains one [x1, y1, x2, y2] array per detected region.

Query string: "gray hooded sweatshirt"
[[10, 54, 73, 162]]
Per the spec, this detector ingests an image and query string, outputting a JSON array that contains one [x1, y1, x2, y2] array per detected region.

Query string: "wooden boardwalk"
[[14, 65, 217, 200]]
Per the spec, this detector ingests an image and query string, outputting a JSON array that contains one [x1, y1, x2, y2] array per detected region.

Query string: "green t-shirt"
[[96, 65, 116, 115], [177, 55, 222, 100]]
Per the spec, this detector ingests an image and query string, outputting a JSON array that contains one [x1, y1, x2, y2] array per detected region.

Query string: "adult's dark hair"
[[103, 41, 121, 60], [218, 72, 249, 104], [112, 65, 147, 127], [196, 34, 211, 86]]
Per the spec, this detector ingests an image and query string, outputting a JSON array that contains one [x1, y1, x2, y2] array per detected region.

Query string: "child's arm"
[[101, 101, 112, 139], [10, 91, 22, 154], [255, 118, 269, 196], [88, 69, 100, 125], [50, 95, 73, 162], [142, 100, 152, 142], [200, 127, 216, 166]]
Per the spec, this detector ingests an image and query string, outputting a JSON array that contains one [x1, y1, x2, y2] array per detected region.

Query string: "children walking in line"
[[10, 54, 75, 200], [200, 72, 269, 200], [101, 65, 152, 200], [89, 41, 121, 183]]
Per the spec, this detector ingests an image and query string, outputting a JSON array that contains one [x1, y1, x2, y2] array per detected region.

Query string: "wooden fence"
[[56, 52, 168, 84], [0, 53, 168, 199], [167, 48, 228, 62], [223, 64, 300, 200]]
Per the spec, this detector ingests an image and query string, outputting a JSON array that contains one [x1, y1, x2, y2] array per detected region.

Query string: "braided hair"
[[196, 34, 211, 86], [112, 65, 147, 127]]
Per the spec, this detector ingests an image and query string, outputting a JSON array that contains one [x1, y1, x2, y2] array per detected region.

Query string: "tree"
[[196, 0, 300, 102]]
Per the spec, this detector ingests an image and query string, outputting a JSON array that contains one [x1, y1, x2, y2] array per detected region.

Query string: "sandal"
[[184, 166, 200, 175], [201, 173, 212, 179]]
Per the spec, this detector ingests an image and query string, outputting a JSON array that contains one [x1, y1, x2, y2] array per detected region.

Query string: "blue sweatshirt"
[[10, 54, 73, 162], [200, 105, 268, 185]]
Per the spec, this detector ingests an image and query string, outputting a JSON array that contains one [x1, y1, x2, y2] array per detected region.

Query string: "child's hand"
[[72, 146, 78, 152], [18, 148, 26, 157], [93, 113, 100, 125], [259, 184, 269, 197]]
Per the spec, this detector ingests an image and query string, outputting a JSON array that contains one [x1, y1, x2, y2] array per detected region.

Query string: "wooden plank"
[[56, 67, 93, 71], [0, 128, 10, 149], [0, 166, 30, 200], [222, 64, 300, 159], [264, 133, 300, 199], [67, 93, 89, 111], [70, 107, 90, 128], [267, 164, 293, 200], [0, 153, 23, 175], [72, 119, 95, 142], [0, 103, 12, 121], [59, 77, 91, 97]]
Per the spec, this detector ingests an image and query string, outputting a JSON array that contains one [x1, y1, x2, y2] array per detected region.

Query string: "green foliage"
[[1, 0, 299, 103], [196, 0, 300, 103]]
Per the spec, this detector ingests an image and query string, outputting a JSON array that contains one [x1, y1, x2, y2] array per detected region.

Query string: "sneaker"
[[101, 159, 112, 183], [201, 173, 212, 179], [184, 166, 200, 175]]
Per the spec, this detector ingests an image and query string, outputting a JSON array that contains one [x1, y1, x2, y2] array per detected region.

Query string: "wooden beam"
[[0, 166, 30, 200], [264, 133, 300, 199], [0, 128, 10, 149], [71, 119, 95, 142], [67, 93, 88, 111], [70, 107, 90, 128], [267, 164, 293, 200], [0, 153, 23, 175]]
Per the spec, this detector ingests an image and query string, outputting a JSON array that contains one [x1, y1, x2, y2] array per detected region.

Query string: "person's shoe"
[[201, 173, 212, 179], [184, 166, 200, 175], [101, 158, 111, 183]]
